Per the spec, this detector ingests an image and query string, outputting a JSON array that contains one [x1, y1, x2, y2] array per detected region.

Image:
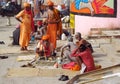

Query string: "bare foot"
[[20, 47, 25, 51], [24, 46, 28, 50]]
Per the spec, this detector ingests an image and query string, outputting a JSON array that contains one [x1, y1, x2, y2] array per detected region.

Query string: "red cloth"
[[24, 10, 34, 32], [37, 21, 42, 26], [71, 49, 95, 72], [62, 62, 76, 70], [39, 40, 51, 57], [43, 44, 51, 57], [61, 4, 66, 9], [62, 62, 81, 71]]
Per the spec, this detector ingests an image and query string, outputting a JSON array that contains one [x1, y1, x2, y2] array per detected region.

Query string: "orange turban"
[[23, 2, 30, 8], [42, 35, 49, 40], [47, 0, 54, 6]]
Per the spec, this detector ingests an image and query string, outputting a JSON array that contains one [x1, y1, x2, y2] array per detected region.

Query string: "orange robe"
[[16, 10, 34, 47], [53, 9, 62, 37], [47, 8, 61, 49]]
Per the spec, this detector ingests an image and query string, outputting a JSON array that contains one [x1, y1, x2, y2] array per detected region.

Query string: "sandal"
[[58, 75, 65, 80], [0, 56, 8, 59], [60, 75, 69, 81]]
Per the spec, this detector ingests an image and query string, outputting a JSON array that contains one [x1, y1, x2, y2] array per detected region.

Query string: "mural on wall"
[[70, 0, 117, 17]]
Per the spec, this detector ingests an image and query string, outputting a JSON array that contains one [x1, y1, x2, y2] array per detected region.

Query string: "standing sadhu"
[[56, 9, 62, 40], [15, 2, 34, 51], [54, 4, 62, 40], [46, 0, 62, 50]]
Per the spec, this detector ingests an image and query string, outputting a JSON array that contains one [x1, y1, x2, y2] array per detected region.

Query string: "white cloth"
[[80, 63, 86, 74], [61, 33, 67, 41], [56, 5, 62, 11], [89, 0, 94, 2], [36, 42, 41, 48], [64, 0, 70, 7]]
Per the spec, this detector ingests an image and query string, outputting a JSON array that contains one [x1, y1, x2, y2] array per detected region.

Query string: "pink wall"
[[75, 0, 120, 35]]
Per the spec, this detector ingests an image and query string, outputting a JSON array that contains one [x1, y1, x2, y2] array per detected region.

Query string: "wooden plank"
[[67, 64, 120, 84]]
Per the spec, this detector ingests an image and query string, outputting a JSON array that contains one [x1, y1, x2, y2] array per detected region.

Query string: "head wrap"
[[75, 32, 81, 38], [23, 2, 30, 8], [42, 35, 49, 40], [47, 0, 54, 6]]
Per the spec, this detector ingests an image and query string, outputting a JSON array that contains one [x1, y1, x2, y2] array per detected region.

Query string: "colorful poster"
[[70, 0, 117, 17]]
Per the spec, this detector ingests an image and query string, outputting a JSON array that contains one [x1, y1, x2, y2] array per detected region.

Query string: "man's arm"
[[15, 10, 24, 23], [15, 17, 23, 23], [60, 44, 70, 57], [71, 47, 79, 57]]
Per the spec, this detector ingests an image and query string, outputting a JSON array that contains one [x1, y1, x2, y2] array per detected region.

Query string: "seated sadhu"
[[71, 44, 101, 73], [71, 44, 96, 73], [35, 35, 54, 60]]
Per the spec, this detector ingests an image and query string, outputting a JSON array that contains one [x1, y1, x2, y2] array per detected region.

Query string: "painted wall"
[[75, 0, 120, 35]]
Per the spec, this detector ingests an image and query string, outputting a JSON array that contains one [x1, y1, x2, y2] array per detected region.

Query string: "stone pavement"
[[0, 16, 70, 84], [0, 16, 120, 84]]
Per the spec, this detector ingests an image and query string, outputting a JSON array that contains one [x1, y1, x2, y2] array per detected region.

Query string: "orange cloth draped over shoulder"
[[15, 4, 34, 47]]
